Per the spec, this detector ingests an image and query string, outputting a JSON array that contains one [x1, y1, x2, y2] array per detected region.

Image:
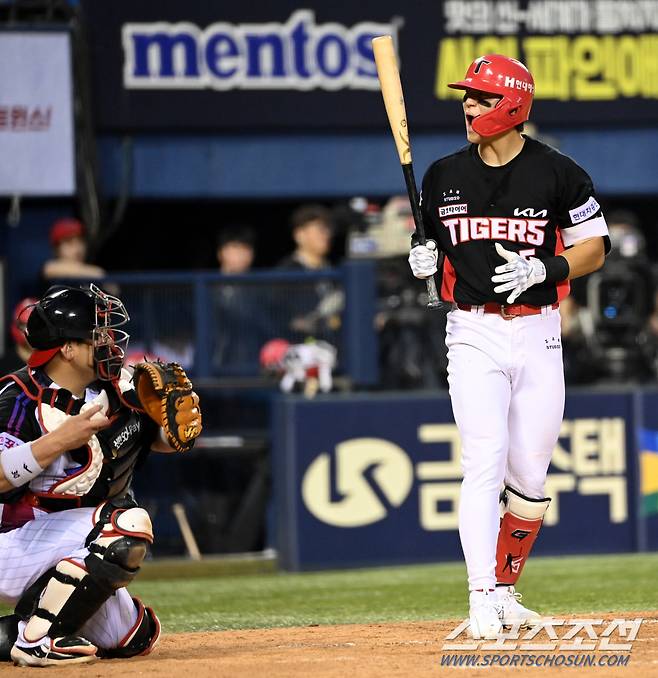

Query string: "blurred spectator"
[[278, 205, 333, 271], [277, 205, 344, 337], [42, 218, 106, 283], [0, 297, 37, 375], [216, 225, 256, 274], [212, 225, 269, 375]]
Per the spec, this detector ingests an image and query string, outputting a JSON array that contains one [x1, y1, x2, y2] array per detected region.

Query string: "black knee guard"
[[99, 598, 161, 659], [17, 500, 153, 642]]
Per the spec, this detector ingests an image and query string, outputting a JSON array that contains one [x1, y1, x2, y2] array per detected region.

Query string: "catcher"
[[0, 284, 201, 666]]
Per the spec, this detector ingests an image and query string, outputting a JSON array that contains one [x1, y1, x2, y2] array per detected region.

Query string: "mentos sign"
[[122, 10, 398, 90]]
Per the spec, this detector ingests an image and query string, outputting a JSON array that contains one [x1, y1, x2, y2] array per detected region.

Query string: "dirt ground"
[[2, 611, 656, 677]]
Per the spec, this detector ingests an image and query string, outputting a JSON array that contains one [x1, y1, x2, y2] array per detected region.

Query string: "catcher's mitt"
[[132, 361, 202, 452]]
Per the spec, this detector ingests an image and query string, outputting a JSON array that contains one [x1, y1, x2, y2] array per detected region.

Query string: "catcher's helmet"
[[26, 284, 130, 380], [448, 54, 534, 137]]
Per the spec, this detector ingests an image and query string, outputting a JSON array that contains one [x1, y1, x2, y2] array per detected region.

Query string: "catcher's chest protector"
[[0, 369, 151, 506], [92, 407, 150, 500]]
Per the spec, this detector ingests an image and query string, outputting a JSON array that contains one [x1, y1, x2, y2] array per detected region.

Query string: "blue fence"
[[93, 261, 378, 385]]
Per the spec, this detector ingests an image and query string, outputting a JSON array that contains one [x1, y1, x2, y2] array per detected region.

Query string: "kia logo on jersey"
[[513, 207, 548, 218]]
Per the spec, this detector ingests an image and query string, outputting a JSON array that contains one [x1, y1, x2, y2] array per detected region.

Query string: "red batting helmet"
[[448, 54, 534, 137], [260, 338, 290, 370]]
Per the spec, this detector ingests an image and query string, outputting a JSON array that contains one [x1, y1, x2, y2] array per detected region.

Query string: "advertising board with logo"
[[638, 390, 658, 550], [272, 391, 638, 571], [81, 0, 658, 131], [0, 31, 75, 196]]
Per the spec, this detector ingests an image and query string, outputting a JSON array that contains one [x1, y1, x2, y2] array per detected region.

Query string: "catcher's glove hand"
[[132, 361, 202, 452]]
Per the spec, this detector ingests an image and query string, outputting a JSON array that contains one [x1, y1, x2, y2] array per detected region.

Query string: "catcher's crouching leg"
[[98, 597, 161, 658], [15, 500, 154, 651]]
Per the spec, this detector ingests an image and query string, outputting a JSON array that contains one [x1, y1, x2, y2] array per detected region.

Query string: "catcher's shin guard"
[[495, 486, 550, 586], [99, 597, 161, 659], [17, 499, 153, 642]]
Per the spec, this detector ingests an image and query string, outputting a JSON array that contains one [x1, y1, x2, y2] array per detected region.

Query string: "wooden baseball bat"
[[372, 35, 442, 309]]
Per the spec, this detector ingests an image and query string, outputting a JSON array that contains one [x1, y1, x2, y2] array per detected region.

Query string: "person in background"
[[277, 205, 343, 337], [216, 225, 256, 275], [42, 218, 106, 283], [0, 299, 38, 375], [277, 205, 333, 271], [212, 225, 267, 374]]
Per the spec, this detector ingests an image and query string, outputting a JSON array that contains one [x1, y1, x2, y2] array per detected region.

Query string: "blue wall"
[[98, 127, 658, 199]]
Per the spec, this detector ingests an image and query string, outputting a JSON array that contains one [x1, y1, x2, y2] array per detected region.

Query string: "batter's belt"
[[455, 302, 559, 320]]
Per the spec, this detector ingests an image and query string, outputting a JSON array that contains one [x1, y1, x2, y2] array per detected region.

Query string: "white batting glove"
[[408, 240, 438, 279], [491, 243, 546, 304]]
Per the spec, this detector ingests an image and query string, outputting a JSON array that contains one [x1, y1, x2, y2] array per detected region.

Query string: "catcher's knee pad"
[[99, 597, 161, 659], [19, 501, 153, 642], [495, 486, 551, 586]]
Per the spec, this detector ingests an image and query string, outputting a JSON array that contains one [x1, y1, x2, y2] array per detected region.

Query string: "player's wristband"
[[543, 255, 570, 283], [0, 441, 43, 487]]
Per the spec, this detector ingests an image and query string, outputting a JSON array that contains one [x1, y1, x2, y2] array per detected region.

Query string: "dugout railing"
[[80, 259, 378, 387]]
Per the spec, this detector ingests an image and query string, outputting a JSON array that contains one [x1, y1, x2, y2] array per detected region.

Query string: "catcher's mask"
[[25, 283, 130, 381], [448, 54, 534, 137]]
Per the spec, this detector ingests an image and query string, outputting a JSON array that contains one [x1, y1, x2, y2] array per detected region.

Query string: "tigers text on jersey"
[[421, 136, 609, 306]]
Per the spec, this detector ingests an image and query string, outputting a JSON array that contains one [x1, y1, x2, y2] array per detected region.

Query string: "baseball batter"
[[0, 284, 202, 666], [408, 55, 609, 638]]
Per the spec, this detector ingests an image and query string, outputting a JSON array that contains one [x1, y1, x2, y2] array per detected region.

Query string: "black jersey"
[[421, 136, 609, 306]]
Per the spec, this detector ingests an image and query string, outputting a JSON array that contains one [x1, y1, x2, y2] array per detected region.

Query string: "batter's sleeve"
[[0, 382, 38, 503], [556, 159, 611, 254]]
